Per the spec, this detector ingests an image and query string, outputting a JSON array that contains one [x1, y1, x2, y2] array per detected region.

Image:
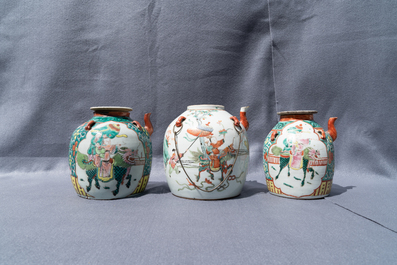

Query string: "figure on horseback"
[[271, 137, 320, 186]]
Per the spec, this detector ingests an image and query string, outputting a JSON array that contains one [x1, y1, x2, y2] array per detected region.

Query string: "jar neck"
[[279, 114, 314, 121], [93, 111, 130, 117]]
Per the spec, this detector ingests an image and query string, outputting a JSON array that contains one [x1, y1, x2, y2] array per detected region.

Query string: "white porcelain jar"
[[163, 105, 250, 200]]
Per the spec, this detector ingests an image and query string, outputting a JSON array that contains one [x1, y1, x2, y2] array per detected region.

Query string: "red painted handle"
[[230, 116, 241, 127], [271, 130, 279, 142], [176, 116, 186, 127], [132, 120, 143, 130], [85, 120, 96, 131]]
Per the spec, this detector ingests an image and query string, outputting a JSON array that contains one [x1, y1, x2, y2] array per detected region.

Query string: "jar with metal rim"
[[69, 106, 153, 199], [263, 110, 337, 199]]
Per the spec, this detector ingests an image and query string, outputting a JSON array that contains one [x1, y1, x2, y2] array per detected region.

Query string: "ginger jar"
[[68, 107, 153, 199], [263, 110, 337, 199], [163, 105, 250, 200]]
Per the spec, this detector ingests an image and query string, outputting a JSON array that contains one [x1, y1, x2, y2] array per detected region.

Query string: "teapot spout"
[[240, 106, 249, 131], [144, 113, 154, 136], [327, 117, 337, 141]]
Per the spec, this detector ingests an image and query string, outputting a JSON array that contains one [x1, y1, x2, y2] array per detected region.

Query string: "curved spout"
[[144, 113, 153, 136], [327, 117, 337, 141], [239, 106, 249, 131]]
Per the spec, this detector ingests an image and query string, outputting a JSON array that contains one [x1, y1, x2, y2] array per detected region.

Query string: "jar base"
[[268, 192, 330, 200], [171, 192, 241, 201], [75, 191, 146, 200]]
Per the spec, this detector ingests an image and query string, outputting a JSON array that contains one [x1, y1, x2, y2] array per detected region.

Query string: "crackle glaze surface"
[[163, 105, 249, 200], [263, 119, 335, 199], [69, 115, 152, 199]]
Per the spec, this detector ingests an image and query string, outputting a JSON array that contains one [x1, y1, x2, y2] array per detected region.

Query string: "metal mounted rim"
[[90, 106, 132, 112], [277, 110, 317, 115]]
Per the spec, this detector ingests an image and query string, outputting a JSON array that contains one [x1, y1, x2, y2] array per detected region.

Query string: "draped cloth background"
[[1, 1, 396, 264]]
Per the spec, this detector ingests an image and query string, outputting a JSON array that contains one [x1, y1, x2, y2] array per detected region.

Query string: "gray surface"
[[1, 0, 397, 264], [1, 160, 397, 264]]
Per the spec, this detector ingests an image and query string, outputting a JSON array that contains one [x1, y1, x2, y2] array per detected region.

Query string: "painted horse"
[[77, 147, 138, 196], [272, 146, 319, 186], [195, 144, 237, 182]]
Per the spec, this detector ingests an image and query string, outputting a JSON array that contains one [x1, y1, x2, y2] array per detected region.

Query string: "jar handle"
[[230, 116, 241, 128], [173, 118, 243, 193], [176, 116, 186, 127], [85, 120, 96, 131], [270, 130, 279, 141], [132, 120, 143, 130], [315, 128, 326, 140]]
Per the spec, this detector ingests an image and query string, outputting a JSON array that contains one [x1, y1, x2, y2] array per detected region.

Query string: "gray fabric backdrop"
[[1, 0, 396, 264]]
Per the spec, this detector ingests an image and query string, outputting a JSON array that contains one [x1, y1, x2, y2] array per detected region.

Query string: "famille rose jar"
[[163, 105, 250, 200], [68, 107, 153, 200], [263, 110, 337, 199]]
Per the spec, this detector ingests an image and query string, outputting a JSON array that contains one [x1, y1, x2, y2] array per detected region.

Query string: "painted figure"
[[272, 138, 320, 186]]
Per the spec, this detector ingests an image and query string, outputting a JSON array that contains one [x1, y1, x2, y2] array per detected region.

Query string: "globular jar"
[[69, 107, 153, 199], [163, 105, 250, 200], [263, 110, 337, 199]]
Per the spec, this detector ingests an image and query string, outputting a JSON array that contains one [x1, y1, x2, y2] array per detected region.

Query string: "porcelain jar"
[[163, 105, 250, 200], [69, 107, 153, 199], [263, 111, 337, 199]]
